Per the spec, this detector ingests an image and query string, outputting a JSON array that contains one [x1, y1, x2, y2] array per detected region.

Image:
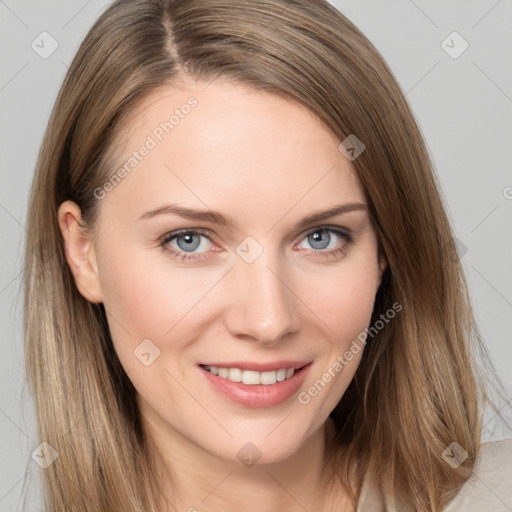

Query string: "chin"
[[202, 423, 314, 467]]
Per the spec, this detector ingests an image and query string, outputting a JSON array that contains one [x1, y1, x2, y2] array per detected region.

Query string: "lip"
[[199, 360, 311, 372], [198, 362, 313, 408]]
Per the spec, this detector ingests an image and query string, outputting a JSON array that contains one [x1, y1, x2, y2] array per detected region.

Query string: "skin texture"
[[58, 79, 386, 511]]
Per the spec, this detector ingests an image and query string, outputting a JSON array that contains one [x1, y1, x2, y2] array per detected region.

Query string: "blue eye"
[[159, 229, 215, 261], [173, 232, 203, 252], [297, 227, 352, 259], [159, 226, 352, 262]]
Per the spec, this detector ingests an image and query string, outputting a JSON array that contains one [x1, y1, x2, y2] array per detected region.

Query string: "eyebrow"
[[137, 202, 367, 230]]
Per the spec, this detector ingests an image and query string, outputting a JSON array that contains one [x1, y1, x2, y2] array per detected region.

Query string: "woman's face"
[[64, 80, 385, 465]]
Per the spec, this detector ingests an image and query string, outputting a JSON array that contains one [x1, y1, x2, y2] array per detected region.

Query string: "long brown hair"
[[23, 1, 510, 510]]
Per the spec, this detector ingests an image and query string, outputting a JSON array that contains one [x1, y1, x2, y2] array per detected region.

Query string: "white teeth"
[[242, 370, 261, 385], [276, 368, 287, 382], [228, 368, 242, 382], [260, 371, 277, 385], [204, 366, 296, 385]]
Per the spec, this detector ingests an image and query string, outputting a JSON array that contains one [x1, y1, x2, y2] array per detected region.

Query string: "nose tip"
[[225, 255, 301, 344]]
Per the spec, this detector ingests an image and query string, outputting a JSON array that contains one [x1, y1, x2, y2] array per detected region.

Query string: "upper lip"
[[200, 360, 312, 372]]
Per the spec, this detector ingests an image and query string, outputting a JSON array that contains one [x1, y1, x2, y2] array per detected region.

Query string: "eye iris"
[[177, 233, 201, 252], [308, 230, 330, 250]]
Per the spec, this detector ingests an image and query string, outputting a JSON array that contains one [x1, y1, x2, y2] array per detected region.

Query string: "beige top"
[[356, 438, 512, 511]]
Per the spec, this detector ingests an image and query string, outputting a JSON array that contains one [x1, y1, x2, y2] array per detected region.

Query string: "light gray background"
[[1, 1, 511, 510]]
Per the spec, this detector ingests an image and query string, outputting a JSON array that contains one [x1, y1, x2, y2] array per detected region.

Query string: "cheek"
[[304, 252, 380, 342], [298, 259, 378, 416], [96, 243, 221, 360]]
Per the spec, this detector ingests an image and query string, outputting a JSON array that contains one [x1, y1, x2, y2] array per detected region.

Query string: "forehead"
[[100, 79, 365, 224]]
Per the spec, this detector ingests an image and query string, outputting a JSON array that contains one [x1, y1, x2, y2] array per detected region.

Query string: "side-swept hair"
[[23, 1, 510, 510]]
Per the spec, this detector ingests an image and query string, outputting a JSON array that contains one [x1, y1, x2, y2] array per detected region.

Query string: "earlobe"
[[57, 200, 103, 303]]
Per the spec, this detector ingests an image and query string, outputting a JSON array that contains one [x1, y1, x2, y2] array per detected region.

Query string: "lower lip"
[[198, 363, 312, 408]]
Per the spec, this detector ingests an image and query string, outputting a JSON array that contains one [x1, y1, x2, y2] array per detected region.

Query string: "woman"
[[23, 0, 511, 511]]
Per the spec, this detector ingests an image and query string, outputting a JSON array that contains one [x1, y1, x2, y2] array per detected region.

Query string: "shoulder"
[[445, 438, 512, 512]]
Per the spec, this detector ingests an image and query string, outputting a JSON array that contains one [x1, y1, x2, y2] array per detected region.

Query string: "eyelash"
[[159, 226, 353, 263]]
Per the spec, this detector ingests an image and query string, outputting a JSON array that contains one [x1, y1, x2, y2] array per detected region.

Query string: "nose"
[[224, 247, 301, 345]]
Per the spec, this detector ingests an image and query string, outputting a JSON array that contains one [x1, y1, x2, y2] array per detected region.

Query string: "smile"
[[197, 362, 313, 408], [203, 365, 295, 385]]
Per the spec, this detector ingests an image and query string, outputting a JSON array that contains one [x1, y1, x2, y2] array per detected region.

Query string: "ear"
[[57, 200, 103, 303], [377, 250, 388, 288]]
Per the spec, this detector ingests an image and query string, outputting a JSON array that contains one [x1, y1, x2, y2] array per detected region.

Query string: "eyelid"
[[161, 227, 215, 240], [159, 228, 218, 263], [160, 224, 351, 245], [303, 223, 352, 237], [159, 228, 218, 250], [296, 225, 352, 249], [159, 224, 353, 262]]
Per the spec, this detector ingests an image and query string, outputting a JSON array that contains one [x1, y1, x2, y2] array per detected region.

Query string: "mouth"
[[199, 363, 308, 385], [197, 361, 313, 408]]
